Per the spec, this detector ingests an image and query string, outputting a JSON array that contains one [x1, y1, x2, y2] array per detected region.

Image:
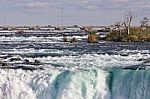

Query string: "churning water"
[[0, 35, 150, 99]]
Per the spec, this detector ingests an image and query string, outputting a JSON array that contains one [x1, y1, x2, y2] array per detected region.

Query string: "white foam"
[[29, 53, 149, 70], [57, 70, 110, 99], [0, 68, 111, 99]]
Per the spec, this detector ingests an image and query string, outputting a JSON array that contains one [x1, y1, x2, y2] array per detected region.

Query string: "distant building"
[[40, 27, 55, 31], [65, 27, 81, 32], [15, 26, 30, 31], [0, 27, 3, 31]]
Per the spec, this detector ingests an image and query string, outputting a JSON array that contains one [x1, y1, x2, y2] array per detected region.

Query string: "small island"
[[105, 12, 150, 42]]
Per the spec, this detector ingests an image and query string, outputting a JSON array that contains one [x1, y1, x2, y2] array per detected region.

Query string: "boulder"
[[9, 57, 22, 62], [63, 36, 68, 42], [23, 59, 42, 65], [23, 59, 30, 64], [0, 61, 9, 67], [33, 60, 42, 65], [70, 37, 77, 43]]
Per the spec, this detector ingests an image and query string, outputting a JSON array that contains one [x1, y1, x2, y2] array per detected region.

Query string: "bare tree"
[[115, 22, 122, 31], [140, 17, 149, 28], [123, 11, 135, 35]]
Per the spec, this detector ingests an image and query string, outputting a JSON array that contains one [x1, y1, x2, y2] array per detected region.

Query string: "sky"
[[0, 0, 150, 26]]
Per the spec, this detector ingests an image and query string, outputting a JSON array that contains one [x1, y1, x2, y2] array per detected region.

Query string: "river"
[[0, 36, 150, 99]]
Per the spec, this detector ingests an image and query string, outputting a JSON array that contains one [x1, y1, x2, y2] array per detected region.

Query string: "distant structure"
[[61, 8, 64, 27]]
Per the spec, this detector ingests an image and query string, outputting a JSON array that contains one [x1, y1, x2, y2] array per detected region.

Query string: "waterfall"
[[0, 69, 110, 99], [110, 69, 150, 99], [1, 67, 150, 99]]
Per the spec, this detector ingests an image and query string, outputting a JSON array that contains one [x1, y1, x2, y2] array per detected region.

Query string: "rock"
[[9, 57, 22, 62], [0, 61, 9, 67], [123, 65, 145, 70], [143, 58, 150, 63], [28, 44, 35, 47], [0, 66, 44, 71], [23, 59, 42, 65], [31, 60, 42, 65], [25, 59, 29, 62], [34, 60, 40, 63], [70, 37, 77, 43], [2, 63, 9, 67], [0, 55, 12, 59], [63, 34, 68, 42], [63, 36, 67, 42], [23, 59, 30, 64]]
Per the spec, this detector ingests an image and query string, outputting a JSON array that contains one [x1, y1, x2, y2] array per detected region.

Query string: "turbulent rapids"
[[0, 35, 150, 99]]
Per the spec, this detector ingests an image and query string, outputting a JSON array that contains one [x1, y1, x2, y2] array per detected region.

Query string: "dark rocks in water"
[[23, 59, 30, 64], [0, 55, 12, 59], [123, 58, 150, 70], [123, 65, 145, 70], [34, 60, 41, 64], [28, 44, 35, 47], [0, 59, 44, 71], [143, 58, 150, 63], [63, 37, 67, 42], [2, 63, 9, 67], [137, 58, 150, 62], [0, 61, 9, 67], [9, 57, 22, 62], [0, 66, 44, 71], [63, 34, 68, 42], [24, 59, 30, 63], [123, 66, 145, 70], [31, 60, 43, 65], [137, 58, 144, 61], [120, 53, 129, 56], [23, 59, 42, 65], [70, 37, 77, 43]]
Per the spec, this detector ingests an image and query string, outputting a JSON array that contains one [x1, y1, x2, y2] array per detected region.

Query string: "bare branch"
[[141, 17, 149, 28]]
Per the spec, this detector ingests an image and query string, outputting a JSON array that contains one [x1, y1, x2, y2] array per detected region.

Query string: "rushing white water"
[[0, 52, 150, 99], [0, 35, 150, 99], [0, 36, 87, 43], [0, 68, 110, 99]]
